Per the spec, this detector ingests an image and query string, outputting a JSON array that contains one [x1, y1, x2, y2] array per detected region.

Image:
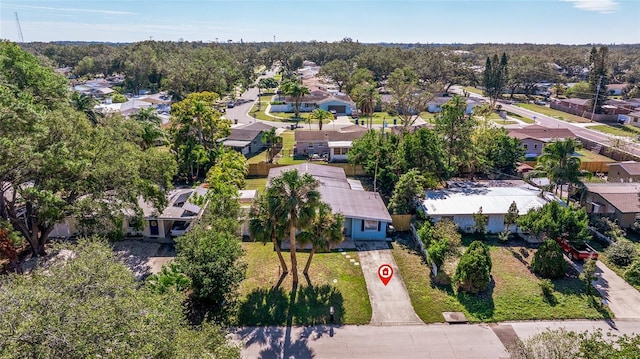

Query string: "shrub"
[[427, 239, 449, 268], [605, 240, 637, 267], [417, 221, 433, 248], [454, 241, 492, 294], [432, 219, 462, 247], [112, 93, 127, 103], [625, 260, 640, 286], [531, 240, 567, 279]]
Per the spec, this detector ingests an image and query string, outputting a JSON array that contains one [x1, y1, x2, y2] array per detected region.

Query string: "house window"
[[317, 142, 324, 147], [534, 144, 538, 149], [334, 148, 349, 155], [523, 144, 528, 150], [634, 117, 639, 123], [363, 220, 378, 231], [308, 143, 314, 149]]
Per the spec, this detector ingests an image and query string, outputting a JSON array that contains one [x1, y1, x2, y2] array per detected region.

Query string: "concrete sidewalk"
[[355, 241, 423, 325]]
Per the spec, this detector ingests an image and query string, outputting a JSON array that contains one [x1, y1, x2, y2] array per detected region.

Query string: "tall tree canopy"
[[0, 42, 176, 256], [0, 239, 240, 359], [483, 53, 509, 108], [589, 46, 609, 114]]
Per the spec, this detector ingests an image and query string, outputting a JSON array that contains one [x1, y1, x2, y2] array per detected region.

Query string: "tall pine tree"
[[589, 46, 609, 115], [483, 53, 509, 108]]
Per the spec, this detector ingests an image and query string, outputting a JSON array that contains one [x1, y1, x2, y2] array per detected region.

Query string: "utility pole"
[[15, 13, 24, 42], [591, 75, 603, 122]]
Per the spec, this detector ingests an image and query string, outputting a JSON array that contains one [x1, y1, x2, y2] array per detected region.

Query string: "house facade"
[[607, 161, 640, 183], [270, 92, 356, 115], [584, 183, 640, 228], [420, 184, 548, 233], [267, 164, 392, 240], [508, 125, 576, 158], [222, 122, 274, 156], [49, 186, 208, 240], [293, 125, 367, 159], [427, 97, 482, 114]]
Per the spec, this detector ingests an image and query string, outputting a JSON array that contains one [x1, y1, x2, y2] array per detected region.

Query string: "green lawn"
[[236, 242, 372, 325], [492, 118, 519, 125], [277, 131, 305, 165], [506, 111, 535, 124], [575, 148, 616, 162], [462, 86, 483, 95], [516, 104, 591, 123], [393, 235, 611, 323], [586, 124, 640, 138], [244, 177, 267, 193]]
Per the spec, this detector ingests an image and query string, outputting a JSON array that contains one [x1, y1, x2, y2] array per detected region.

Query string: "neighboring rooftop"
[[509, 125, 576, 142], [422, 185, 547, 216], [294, 129, 367, 142], [608, 161, 640, 175], [585, 183, 640, 213]]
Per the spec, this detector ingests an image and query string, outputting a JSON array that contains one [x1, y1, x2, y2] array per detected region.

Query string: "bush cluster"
[[531, 240, 567, 279], [605, 240, 637, 267], [454, 241, 492, 294]]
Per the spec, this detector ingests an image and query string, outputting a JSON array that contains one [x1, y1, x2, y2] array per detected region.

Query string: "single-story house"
[[607, 84, 628, 96], [583, 183, 640, 228], [555, 98, 591, 112], [222, 122, 274, 156], [271, 92, 356, 115], [427, 97, 482, 115], [267, 164, 392, 240], [508, 125, 577, 158], [420, 183, 548, 233], [607, 161, 640, 183], [623, 111, 640, 127], [49, 186, 208, 240], [293, 125, 367, 160]]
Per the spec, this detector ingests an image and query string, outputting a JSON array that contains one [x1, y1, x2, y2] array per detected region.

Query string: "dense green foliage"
[[534, 138, 584, 202], [0, 42, 177, 256], [0, 239, 240, 359], [605, 240, 638, 267], [454, 240, 492, 294], [483, 53, 509, 107], [388, 169, 425, 214], [624, 260, 640, 286], [531, 240, 567, 279], [510, 328, 640, 359], [517, 201, 592, 246]]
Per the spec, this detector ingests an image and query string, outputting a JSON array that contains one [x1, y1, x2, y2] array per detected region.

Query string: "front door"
[[149, 220, 159, 236]]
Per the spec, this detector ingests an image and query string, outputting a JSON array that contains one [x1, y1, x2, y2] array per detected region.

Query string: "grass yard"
[[392, 235, 611, 323], [506, 111, 535, 124], [276, 131, 305, 165], [575, 148, 616, 162], [586, 124, 640, 138], [492, 118, 519, 125], [462, 86, 483, 95], [516, 104, 591, 123], [236, 242, 372, 325], [244, 177, 267, 193]]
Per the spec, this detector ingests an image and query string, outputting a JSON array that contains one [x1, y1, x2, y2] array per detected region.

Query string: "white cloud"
[[563, 0, 620, 13], [8, 4, 134, 15]]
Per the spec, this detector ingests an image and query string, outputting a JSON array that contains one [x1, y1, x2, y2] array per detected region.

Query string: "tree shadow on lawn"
[[552, 273, 612, 320], [456, 278, 496, 321], [235, 282, 342, 359], [236, 283, 345, 326]]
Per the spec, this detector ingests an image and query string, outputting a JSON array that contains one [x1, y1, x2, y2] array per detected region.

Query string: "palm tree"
[[309, 108, 334, 130], [297, 203, 344, 275], [70, 92, 100, 125], [268, 170, 321, 286], [192, 100, 208, 145], [249, 192, 289, 274], [352, 82, 380, 129], [536, 138, 583, 202], [281, 80, 310, 119], [132, 108, 166, 150], [261, 128, 282, 163]]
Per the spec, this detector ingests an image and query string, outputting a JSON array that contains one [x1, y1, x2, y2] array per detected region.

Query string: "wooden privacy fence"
[[523, 161, 614, 174], [391, 214, 413, 231]]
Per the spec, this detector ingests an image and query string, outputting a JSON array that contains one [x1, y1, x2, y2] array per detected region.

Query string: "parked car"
[[170, 221, 191, 237], [534, 100, 547, 106], [227, 102, 235, 108]]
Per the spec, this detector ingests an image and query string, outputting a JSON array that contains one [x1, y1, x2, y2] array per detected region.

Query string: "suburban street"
[[451, 86, 640, 158]]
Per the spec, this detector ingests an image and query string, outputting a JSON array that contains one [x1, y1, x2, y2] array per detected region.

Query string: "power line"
[[15, 12, 24, 42]]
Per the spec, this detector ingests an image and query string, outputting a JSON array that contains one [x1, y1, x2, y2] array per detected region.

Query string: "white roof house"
[[421, 185, 548, 233]]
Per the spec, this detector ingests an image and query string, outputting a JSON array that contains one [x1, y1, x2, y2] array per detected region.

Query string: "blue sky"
[[1, 0, 638, 44]]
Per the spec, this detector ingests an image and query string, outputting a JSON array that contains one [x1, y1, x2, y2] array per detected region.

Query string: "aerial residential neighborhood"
[[3, 1, 640, 358]]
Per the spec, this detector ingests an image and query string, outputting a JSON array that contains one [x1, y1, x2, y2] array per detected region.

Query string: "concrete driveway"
[[355, 241, 423, 325], [592, 261, 640, 319]]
